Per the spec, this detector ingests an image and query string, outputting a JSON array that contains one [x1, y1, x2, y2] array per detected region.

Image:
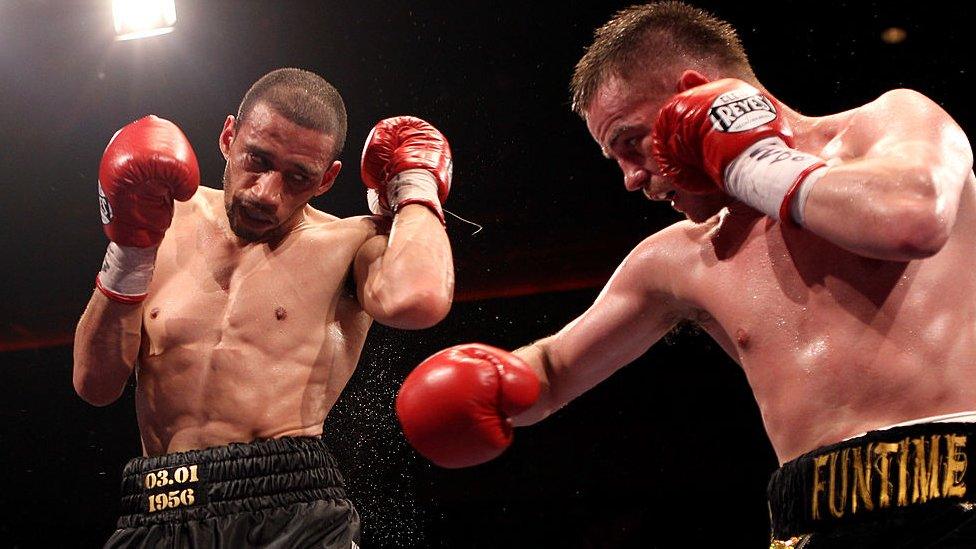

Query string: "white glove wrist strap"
[[96, 242, 158, 303], [385, 169, 444, 221], [724, 137, 828, 223]]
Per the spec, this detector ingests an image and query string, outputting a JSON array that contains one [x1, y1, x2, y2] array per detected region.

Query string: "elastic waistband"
[[117, 437, 348, 528], [767, 422, 976, 539]]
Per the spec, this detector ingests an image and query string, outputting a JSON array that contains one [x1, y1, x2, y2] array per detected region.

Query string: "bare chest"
[[686, 217, 976, 460], [142, 224, 358, 357], [692, 220, 962, 365]]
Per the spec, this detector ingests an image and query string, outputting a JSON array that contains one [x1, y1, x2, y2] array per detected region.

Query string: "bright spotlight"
[[112, 0, 178, 42]]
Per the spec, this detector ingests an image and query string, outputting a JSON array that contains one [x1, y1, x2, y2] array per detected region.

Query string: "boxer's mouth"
[[644, 187, 676, 203], [240, 205, 275, 225]]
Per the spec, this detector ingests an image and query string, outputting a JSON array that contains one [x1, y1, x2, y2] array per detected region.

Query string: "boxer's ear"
[[218, 115, 235, 159], [676, 70, 710, 92], [314, 160, 342, 196]]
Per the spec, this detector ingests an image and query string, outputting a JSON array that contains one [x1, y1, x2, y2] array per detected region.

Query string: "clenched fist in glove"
[[360, 116, 452, 223], [396, 344, 540, 468], [652, 78, 827, 225], [96, 115, 199, 303]]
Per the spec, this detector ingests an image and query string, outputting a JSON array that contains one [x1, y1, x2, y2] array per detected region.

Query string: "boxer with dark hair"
[[395, 3, 976, 545], [74, 67, 454, 548]]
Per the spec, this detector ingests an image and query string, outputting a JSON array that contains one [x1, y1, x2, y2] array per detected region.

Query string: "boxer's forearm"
[[72, 290, 142, 406], [370, 204, 453, 328], [800, 150, 964, 261], [510, 340, 559, 426]]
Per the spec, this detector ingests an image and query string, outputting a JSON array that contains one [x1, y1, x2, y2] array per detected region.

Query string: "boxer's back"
[[136, 187, 375, 455], [673, 98, 976, 463]]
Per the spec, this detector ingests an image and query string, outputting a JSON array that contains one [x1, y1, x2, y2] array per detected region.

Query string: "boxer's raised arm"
[[354, 207, 453, 329], [652, 81, 972, 261], [73, 116, 199, 406], [511, 236, 689, 425], [799, 90, 973, 261], [354, 117, 454, 329]]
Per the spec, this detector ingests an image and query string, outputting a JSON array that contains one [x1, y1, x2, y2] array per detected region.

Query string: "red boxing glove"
[[651, 78, 793, 193], [360, 116, 452, 222], [95, 116, 199, 303], [395, 343, 540, 468], [98, 115, 200, 248]]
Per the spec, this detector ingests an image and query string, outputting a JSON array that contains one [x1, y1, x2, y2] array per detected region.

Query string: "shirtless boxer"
[[72, 68, 454, 548], [395, 3, 976, 546]]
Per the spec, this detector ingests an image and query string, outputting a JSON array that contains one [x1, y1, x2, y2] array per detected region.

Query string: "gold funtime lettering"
[[810, 434, 967, 521]]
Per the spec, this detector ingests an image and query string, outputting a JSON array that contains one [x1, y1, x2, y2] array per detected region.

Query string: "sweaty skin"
[[135, 189, 376, 454], [74, 103, 453, 455], [514, 74, 976, 464]]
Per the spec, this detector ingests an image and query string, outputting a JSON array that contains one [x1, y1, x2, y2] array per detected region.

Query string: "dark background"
[[0, 0, 972, 547]]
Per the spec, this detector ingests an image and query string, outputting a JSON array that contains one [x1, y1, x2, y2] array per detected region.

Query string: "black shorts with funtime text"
[[768, 422, 976, 548]]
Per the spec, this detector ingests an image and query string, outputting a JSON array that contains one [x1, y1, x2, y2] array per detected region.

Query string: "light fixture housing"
[[112, 0, 177, 42]]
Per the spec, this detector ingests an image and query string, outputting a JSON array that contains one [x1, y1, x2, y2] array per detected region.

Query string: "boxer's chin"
[[683, 208, 714, 224], [675, 191, 732, 223], [227, 202, 274, 242], [228, 216, 263, 242]]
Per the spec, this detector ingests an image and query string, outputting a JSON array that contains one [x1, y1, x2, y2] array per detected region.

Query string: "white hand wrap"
[[95, 242, 158, 303], [723, 137, 828, 225], [369, 168, 444, 222]]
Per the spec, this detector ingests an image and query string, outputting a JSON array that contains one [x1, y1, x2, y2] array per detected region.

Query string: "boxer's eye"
[[246, 153, 268, 171], [617, 137, 644, 163], [288, 173, 310, 186]]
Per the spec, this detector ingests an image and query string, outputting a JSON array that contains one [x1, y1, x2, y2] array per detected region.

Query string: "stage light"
[[881, 27, 907, 45], [112, 0, 177, 42]]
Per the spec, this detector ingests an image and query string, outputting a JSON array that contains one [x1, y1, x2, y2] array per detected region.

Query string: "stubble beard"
[[222, 164, 282, 243]]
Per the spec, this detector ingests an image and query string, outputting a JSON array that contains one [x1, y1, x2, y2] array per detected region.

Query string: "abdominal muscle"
[[135, 330, 356, 455], [133, 189, 376, 456]]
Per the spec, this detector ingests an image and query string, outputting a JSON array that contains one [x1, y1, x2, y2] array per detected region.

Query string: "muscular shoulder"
[[303, 208, 386, 238], [870, 88, 942, 116], [615, 218, 707, 298], [628, 219, 703, 263], [856, 89, 955, 140], [165, 186, 223, 239], [295, 209, 388, 257], [174, 185, 219, 219], [850, 89, 970, 164], [297, 212, 388, 302]]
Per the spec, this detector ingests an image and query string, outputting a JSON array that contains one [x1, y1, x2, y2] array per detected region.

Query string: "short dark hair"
[[236, 68, 347, 161], [570, 1, 755, 116]]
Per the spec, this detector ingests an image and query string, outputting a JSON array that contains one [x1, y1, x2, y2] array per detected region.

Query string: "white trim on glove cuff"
[[95, 242, 158, 303], [724, 137, 828, 223]]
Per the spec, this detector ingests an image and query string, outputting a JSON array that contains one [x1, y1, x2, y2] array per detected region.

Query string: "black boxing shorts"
[[104, 436, 360, 549], [768, 422, 976, 548]]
